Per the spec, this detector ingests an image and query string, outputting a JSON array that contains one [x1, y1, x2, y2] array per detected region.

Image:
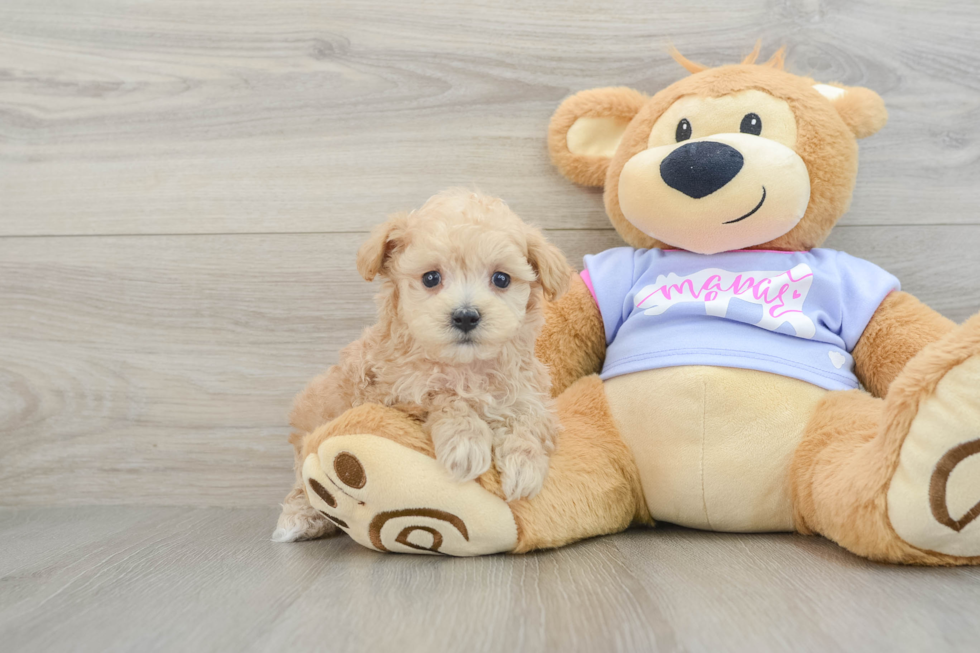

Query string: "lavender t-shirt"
[[582, 248, 899, 391]]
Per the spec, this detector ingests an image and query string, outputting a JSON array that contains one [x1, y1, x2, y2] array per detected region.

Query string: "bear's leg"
[[792, 314, 980, 565], [297, 375, 646, 555], [506, 375, 649, 552]]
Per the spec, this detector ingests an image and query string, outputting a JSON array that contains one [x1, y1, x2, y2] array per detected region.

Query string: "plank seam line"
[[0, 224, 975, 239]]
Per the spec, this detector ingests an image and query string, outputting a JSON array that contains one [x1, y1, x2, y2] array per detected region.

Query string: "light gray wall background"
[[3, 3, 980, 652], [2, 0, 979, 508]]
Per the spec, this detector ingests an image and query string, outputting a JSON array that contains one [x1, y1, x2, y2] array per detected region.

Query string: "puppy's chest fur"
[[353, 356, 524, 422], [333, 326, 547, 423]]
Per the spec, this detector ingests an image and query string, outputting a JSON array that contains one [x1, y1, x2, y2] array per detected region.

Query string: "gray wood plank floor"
[[2, 506, 979, 653], [2, 0, 980, 650]]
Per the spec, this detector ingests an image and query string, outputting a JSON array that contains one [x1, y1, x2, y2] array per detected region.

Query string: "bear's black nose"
[[660, 141, 744, 199], [451, 308, 481, 333]]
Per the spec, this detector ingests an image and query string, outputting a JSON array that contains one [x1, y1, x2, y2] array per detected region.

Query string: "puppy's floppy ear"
[[548, 87, 648, 187], [525, 226, 572, 301], [813, 83, 888, 139], [356, 212, 408, 281]]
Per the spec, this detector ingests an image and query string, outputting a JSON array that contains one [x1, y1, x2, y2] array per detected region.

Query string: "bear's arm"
[[535, 271, 607, 397], [852, 291, 956, 398]]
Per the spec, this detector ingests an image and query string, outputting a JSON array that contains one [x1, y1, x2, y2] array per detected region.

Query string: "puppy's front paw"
[[431, 418, 493, 482], [437, 433, 493, 482], [495, 441, 550, 502]]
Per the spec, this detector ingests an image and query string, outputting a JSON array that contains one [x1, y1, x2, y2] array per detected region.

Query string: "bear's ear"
[[548, 87, 648, 187], [813, 83, 888, 139]]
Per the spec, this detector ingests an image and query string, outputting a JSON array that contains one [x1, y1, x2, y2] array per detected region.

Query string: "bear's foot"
[[302, 433, 519, 556], [886, 315, 980, 559]]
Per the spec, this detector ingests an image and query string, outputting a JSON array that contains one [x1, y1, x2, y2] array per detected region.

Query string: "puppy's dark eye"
[[740, 113, 762, 135], [675, 118, 692, 142], [421, 271, 441, 288], [491, 271, 510, 289]]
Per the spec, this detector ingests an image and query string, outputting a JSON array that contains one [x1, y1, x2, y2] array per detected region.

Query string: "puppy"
[[273, 189, 572, 542]]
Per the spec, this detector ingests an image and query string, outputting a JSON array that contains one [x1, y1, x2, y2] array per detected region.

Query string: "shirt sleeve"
[[582, 247, 637, 344], [835, 251, 901, 352]]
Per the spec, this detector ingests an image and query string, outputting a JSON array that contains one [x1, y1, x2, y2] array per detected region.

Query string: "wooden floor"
[[2, 0, 980, 651], [2, 506, 979, 653]]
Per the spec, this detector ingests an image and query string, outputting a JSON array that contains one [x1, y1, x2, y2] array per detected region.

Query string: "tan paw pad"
[[888, 355, 980, 557], [302, 434, 518, 556]]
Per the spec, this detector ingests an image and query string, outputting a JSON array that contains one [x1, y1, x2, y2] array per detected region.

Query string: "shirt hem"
[[600, 350, 859, 391]]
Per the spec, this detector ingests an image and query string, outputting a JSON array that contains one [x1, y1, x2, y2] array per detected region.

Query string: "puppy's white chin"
[[438, 341, 501, 364]]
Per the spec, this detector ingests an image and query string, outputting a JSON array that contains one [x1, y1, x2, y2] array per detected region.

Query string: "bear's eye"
[[675, 118, 692, 142], [491, 271, 510, 289], [421, 270, 441, 288], [740, 113, 762, 136]]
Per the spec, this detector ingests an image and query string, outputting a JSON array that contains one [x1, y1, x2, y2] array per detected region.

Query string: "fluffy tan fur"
[[539, 48, 978, 564], [793, 313, 980, 565], [297, 377, 649, 553], [547, 87, 648, 188], [301, 403, 436, 461], [289, 402, 436, 542], [275, 189, 572, 541], [279, 48, 978, 565], [536, 272, 607, 396], [548, 53, 887, 252], [853, 291, 956, 398], [832, 85, 888, 140], [486, 375, 651, 552]]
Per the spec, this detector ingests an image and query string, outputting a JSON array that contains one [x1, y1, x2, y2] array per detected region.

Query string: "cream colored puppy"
[[273, 189, 571, 542]]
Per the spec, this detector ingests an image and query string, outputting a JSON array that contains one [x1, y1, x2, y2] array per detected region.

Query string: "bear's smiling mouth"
[[722, 186, 767, 225]]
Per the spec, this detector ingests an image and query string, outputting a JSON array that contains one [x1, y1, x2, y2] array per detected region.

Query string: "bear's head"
[[548, 44, 888, 254]]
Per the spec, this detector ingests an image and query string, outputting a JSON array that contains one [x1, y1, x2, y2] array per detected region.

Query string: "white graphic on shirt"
[[828, 351, 846, 369], [634, 263, 816, 339]]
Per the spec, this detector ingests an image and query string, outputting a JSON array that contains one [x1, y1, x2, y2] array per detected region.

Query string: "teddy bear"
[[290, 44, 980, 564]]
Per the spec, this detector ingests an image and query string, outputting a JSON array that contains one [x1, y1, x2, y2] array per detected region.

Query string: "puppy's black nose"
[[451, 308, 481, 333], [660, 141, 744, 199]]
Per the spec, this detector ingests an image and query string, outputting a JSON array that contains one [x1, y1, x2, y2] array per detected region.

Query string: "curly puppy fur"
[[274, 189, 571, 542]]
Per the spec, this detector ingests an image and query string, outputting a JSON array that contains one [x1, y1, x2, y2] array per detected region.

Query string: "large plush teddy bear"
[[291, 45, 980, 564]]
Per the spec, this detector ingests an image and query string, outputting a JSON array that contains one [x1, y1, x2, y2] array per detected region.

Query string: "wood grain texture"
[[1, 227, 978, 507], [0, 506, 978, 653], [2, 2, 980, 650], [1, 0, 979, 235]]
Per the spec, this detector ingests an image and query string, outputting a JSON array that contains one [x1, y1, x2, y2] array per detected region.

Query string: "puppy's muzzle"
[[451, 307, 481, 334]]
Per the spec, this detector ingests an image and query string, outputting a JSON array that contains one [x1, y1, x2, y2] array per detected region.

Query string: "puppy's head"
[[357, 189, 570, 364]]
